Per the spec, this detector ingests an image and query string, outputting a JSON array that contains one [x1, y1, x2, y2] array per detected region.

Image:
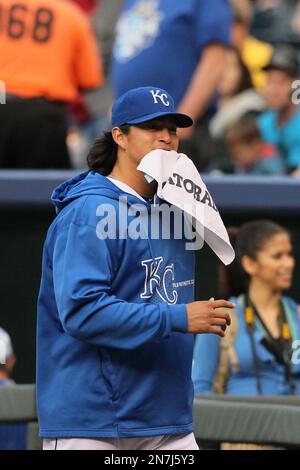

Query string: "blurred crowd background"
[[2, 0, 300, 175]]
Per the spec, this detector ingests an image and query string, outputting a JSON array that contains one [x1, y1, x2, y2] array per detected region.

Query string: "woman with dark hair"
[[219, 45, 253, 97], [192, 219, 300, 396], [209, 46, 266, 140]]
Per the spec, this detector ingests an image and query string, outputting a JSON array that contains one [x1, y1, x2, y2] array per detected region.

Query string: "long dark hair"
[[87, 125, 130, 175], [219, 220, 289, 299], [225, 45, 253, 95]]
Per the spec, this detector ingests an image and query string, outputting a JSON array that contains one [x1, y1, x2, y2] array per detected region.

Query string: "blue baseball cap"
[[111, 86, 193, 128]]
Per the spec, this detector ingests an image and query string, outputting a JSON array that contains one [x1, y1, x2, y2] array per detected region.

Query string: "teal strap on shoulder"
[[282, 296, 299, 342]]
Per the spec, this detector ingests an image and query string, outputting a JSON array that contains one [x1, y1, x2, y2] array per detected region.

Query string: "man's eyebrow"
[[136, 120, 178, 130], [148, 121, 177, 127]]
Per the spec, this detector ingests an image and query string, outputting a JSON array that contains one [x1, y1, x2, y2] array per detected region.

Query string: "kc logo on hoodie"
[[140, 256, 178, 305]]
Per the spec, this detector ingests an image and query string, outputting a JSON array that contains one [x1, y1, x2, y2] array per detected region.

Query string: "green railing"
[[1, 385, 300, 450], [194, 394, 300, 448]]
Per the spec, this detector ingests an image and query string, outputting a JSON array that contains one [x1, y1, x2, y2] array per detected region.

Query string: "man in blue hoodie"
[[37, 86, 234, 450]]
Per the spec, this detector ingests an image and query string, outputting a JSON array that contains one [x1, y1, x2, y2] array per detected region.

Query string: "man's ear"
[[112, 127, 127, 150], [241, 255, 257, 276]]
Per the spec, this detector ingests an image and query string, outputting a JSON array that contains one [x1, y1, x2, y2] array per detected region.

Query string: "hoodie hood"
[[51, 171, 142, 214]]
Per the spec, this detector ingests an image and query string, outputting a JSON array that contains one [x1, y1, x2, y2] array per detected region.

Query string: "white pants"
[[43, 432, 199, 450]]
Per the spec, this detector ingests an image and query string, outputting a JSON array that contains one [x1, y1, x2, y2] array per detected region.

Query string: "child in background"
[[225, 118, 286, 175]]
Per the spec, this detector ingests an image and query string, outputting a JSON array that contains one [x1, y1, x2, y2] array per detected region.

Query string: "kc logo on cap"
[[150, 90, 170, 107], [111, 86, 193, 129]]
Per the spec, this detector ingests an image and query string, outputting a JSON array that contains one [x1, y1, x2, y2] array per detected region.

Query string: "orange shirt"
[[0, 0, 103, 101]]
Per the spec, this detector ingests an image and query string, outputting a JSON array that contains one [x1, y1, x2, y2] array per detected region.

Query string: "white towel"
[[137, 149, 235, 265]]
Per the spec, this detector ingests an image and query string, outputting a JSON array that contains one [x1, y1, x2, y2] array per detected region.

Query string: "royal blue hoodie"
[[37, 171, 195, 438]]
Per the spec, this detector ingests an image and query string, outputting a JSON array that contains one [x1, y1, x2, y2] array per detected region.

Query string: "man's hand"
[[186, 299, 235, 337]]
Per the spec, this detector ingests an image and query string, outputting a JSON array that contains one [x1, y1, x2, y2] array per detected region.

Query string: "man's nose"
[[158, 128, 172, 142]]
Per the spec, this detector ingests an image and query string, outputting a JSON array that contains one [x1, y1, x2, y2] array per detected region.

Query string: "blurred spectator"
[[230, 0, 273, 89], [68, 0, 100, 136], [252, 0, 300, 47], [86, 0, 123, 131], [257, 45, 300, 172], [0, 0, 103, 169], [0, 327, 27, 450], [192, 220, 300, 396], [111, 0, 232, 171], [68, 0, 123, 168], [72, 0, 97, 13], [224, 118, 285, 174], [0, 328, 15, 386], [209, 47, 266, 140]]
